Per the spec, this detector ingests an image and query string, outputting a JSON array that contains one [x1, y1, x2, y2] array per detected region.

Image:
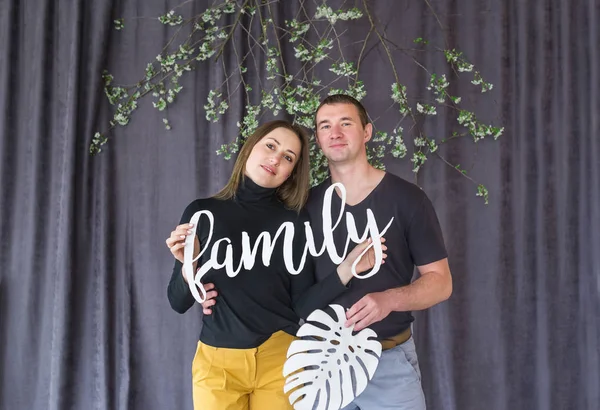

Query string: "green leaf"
[[114, 18, 125, 30], [476, 184, 489, 204]]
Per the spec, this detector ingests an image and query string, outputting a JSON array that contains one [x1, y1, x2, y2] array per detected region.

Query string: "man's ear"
[[364, 123, 373, 143]]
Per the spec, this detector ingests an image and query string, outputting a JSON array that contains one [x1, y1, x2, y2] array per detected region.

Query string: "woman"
[[165, 120, 384, 410]]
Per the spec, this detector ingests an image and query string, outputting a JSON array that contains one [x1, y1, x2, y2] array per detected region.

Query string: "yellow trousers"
[[192, 331, 296, 410]]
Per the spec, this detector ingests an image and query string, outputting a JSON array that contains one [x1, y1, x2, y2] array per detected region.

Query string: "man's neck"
[[329, 160, 385, 206]]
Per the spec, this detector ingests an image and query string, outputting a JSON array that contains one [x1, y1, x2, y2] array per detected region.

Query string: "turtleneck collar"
[[235, 176, 278, 203]]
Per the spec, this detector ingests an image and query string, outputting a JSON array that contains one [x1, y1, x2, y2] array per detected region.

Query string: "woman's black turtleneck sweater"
[[167, 178, 347, 348]]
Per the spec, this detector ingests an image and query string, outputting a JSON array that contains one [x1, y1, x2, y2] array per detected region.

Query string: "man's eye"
[[320, 125, 330, 130]]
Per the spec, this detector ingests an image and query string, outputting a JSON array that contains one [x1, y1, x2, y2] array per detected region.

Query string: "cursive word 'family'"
[[183, 183, 394, 303]]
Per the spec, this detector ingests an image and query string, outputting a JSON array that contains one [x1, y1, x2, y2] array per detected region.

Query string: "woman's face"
[[245, 127, 302, 189]]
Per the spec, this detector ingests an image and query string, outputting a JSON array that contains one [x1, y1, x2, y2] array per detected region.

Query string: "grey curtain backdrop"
[[1, 0, 598, 409]]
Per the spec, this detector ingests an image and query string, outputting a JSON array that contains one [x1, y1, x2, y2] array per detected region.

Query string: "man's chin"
[[327, 154, 349, 163]]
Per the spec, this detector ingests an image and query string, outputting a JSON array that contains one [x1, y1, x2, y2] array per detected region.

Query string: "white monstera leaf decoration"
[[283, 304, 382, 410]]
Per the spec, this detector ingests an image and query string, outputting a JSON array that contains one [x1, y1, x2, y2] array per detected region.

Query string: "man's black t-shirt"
[[305, 172, 447, 339], [167, 178, 347, 349]]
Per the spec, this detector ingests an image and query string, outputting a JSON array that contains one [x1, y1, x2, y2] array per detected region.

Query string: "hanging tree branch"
[[93, 0, 503, 204]]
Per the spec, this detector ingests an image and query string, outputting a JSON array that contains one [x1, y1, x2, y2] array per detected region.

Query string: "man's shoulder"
[[306, 178, 331, 209], [310, 178, 331, 194], [380, 172, 428, 201]]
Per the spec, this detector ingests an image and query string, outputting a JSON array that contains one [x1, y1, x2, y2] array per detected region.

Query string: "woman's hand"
[[337, 237, 387, 285], [200, 283, 218, 315], [165, 223, 197, 264], [166, 223, 201, 285]]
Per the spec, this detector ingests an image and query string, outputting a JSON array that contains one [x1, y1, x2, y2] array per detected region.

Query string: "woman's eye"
[[284, 156, 293, 162], [266, 143, 274, 149]]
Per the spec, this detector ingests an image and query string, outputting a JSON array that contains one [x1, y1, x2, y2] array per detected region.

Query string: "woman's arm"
[[166, 202, 201, 314], [290, 213, 386, 319]]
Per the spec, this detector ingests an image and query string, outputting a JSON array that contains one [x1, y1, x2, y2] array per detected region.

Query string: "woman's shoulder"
[[185, 196, 225, 209], [179, 197, 233, 220]]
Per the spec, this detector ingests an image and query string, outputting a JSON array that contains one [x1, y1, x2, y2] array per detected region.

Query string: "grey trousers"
[[341, 336, 426, 410]]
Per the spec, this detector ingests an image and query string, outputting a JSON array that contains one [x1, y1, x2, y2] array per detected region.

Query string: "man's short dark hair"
[[315, 94, 369, 128]]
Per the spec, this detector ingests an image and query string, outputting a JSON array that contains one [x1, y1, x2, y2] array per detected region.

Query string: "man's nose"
[[330, 125, 343, 138]]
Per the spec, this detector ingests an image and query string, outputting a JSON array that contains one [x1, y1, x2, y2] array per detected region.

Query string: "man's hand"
[[200, 283, 218, 315], [345, 291, 392, 331]]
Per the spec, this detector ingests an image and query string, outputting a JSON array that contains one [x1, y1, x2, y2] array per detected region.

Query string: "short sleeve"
[[406, 193, 448, 266]]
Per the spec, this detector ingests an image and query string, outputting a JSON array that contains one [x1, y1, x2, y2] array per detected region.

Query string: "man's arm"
[[386, 258, 452, 311], [345, 258, 452, 331]]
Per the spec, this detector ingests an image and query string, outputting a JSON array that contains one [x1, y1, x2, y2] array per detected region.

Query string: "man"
[[305, 94, 452, 410]]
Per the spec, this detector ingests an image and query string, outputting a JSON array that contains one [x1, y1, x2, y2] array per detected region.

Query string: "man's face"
[[315, 103, 372, 164]]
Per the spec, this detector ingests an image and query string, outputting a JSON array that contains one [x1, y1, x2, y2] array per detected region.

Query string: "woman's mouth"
[[261, 165, 276, 175]]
